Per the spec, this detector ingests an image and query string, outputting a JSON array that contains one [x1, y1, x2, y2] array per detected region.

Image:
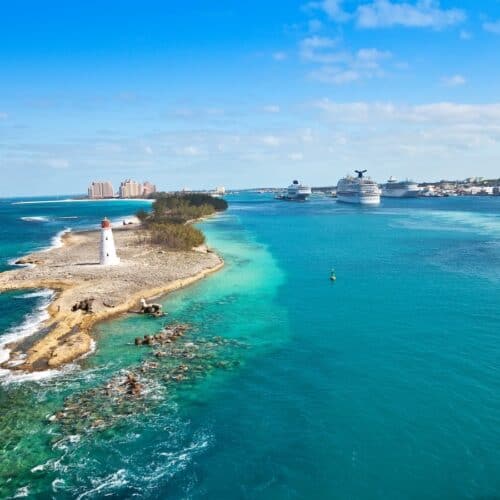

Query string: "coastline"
[[0, 223, 223, 373]]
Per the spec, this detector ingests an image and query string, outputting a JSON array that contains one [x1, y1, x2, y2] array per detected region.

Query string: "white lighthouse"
[[100, 217, 120, 265]]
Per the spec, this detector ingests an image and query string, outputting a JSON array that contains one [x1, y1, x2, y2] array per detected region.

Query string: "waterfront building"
[[142, 181, 157, 197], [119, 179, 143, 198], [100, 217, 120, 265], [88, 181, 115, 199]]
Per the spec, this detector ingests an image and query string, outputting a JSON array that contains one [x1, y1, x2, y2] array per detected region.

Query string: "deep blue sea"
[[0, 194, 499, 499]]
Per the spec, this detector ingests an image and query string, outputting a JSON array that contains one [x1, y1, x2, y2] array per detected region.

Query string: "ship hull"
[[281, 184, 312, 201], [382, 188, 420, 198], [337, 193, 380, 205], [280, 194, 309, 201], [284, 193, 310, 201]]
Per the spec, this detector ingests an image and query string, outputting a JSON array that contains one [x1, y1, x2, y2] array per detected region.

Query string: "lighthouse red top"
[[101, 218, 111, 229]]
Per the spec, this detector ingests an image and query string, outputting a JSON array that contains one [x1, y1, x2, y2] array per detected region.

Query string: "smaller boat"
[[279, 180, 312, 201], [330, 269, 336, 282]]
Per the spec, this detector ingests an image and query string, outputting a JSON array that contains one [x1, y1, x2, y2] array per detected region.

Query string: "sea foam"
[[20, 216, 49, 222], [0, 290, 54, 377], [46, 228, 72, 251], [13, 199, 154, 205]]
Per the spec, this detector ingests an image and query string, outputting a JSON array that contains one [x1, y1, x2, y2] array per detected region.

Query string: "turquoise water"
[[0, 194, 499, 498]]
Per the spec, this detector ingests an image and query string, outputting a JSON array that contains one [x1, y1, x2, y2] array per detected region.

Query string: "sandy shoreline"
[[0, 224, 223, 372]]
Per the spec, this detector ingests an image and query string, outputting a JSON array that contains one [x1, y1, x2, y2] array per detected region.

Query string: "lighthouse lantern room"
[[100, 217, 120, 265]]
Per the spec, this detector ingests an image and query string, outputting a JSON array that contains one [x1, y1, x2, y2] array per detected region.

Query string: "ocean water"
[[0, 194, 499, 499]]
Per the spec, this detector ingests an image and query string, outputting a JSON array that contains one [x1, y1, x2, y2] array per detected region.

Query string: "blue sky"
[[1, 0, 500, 195]]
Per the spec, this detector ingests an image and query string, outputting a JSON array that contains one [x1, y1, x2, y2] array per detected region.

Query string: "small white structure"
[[100, 217, 120, 265]]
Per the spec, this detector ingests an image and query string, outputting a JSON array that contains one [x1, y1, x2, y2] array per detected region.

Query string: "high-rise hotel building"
[[88, 179, 156, 199], [142, 181, 157, 197], [88, 181, 115, 199], [119, 179, 157, 198], [119, 179, 143, 198]]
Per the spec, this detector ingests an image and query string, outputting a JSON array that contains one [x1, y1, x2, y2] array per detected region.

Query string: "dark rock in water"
[[134, 324, 192, 349], [52, 330, 247, 440], [124, 373, 142, 396]]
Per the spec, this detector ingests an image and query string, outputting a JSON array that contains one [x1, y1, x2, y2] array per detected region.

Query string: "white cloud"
[[313, 99, 500, 126], [459, 30, 472, 40], [356, 48, 392, 67], [117, 91, 139, 102], [205, 107, 224, 116], [4, 103, 499, 191], [45, 158, 70, 169], [305, 0, 350, 22], [95, 142, 124, 153], [272, 51, 288, 61], [299, 36, 345, 63], [173, 108, 194, 118], [0, 112, 8, 120], [441, 74, 466, 87], [356, 0, 466, 29], [483, 20, 500, 34], [176, 145, 201, 156], [308, 19, 323, 32], [261, 135, 282, 146], [301, 128, 314, 143], [305, 45, 392, 84], [308, 100, 500, 179], [310, 67, 360, 84], [172, 107, 225, 119], [263, 105, 281, 113]]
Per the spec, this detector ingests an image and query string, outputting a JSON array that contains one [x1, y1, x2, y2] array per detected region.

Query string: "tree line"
[[136, 193, 228, 250]]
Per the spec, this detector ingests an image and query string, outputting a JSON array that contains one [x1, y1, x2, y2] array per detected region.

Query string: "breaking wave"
[[46, 228, 71, 251], [0, 290, 54, 377], [13, 199, 154, 205], [20, 216, 49, 223]]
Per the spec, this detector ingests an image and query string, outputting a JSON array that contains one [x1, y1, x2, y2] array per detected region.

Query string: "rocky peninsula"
[[0, 224, 223, 372]]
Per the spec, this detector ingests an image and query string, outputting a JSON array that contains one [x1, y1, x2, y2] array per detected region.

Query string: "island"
[[0, 193, 227, 373]]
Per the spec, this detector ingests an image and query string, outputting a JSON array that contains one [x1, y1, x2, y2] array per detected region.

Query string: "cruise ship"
[[381, 177, 420, 198], [277, 180, 312, 201], [336, 170, 381, 205]]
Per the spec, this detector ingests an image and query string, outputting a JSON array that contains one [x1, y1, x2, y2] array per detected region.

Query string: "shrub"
[[149, 223, 205, 250], [152, 193, 228, 212], [136, 193, 227, 250]]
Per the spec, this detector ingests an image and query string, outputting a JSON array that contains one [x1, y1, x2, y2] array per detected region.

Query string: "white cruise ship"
[[336, 170, 380, 205], [381, 177, 420, 198], [278, 180, 312, 201]]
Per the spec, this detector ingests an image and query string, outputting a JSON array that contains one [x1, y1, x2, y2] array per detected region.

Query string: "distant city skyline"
[[88, 179, 157, 199], [1, 1, 500, 196]]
